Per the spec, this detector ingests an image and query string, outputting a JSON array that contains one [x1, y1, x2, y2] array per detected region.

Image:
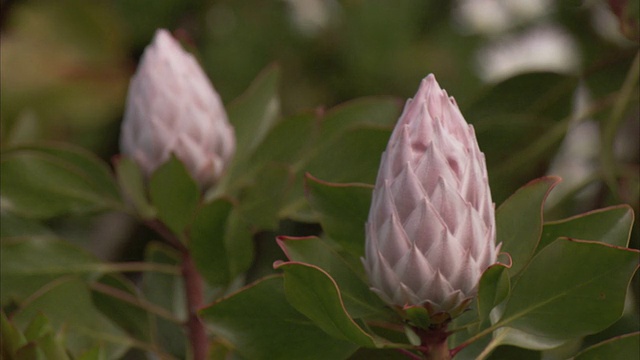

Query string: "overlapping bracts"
[[120, 29, 235, 188], [364, 74, 498, 317]]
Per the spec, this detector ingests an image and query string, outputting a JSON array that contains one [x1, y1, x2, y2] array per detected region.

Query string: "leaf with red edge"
[[277, 236, 387, 319], [200, 275, 358, 360], [539, 204, 634, 252], [304, 174, 373, 256], [495, 238, 639, 340], [496, 176, 561, 277], [275, 261, 403, 348]]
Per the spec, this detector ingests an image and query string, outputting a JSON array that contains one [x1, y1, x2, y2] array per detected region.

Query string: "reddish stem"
[[182, 251, 208, 360], [417, 325, 452, 360], [145, 220, 208, 359]]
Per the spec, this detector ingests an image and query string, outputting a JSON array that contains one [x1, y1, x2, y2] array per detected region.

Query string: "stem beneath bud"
[[417, 325, 452, 360], [146, 220, 208, 359], [182, 251, 208, 360]]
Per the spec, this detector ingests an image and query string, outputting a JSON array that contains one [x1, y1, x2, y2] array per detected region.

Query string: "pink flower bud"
[[120, 29, 235, 188], [363, 74, 498, 320]]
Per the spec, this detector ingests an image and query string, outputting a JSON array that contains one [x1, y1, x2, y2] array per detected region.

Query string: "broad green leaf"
[[276, 236, 387, 319], [0, 212, 54, 238], [496, 238, 639, 340], [305, 175, 373, 256], [114, 156, 155, 219], [465, 72, 577, 203], [539, 205, 634, 251], [476, 263, 510, 324], [248, 113, 317, 173], [1, 145, 122, 218], [200, 276, 358, 360], [190, 199, 234, 286], [304, 126, 391, 184], [237, 163, 295, 230], [495, 176, 560, 277], [226, 65, 281, 163], [223, 209, 255, 279], [141, 242, 186, 358], [1, 237, 102, 304], [207, 65, 282, 201], [192, 203, 254, 286], [148, 156, 200, 237], [21, 144, 120, 199], [13, 277, 131, 358], [491, 326, 569, 351], [318, 96, 401, 137], [575, 332, 640, 360], [276, 261, 379, 347], [91, 274, 153, 342]]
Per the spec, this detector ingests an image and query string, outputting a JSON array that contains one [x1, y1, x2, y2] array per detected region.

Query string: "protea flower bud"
[[363, 74, 498, 322], [120, 29, 235, 188]]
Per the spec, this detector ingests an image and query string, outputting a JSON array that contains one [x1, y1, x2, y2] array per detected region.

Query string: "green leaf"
[[34, 332, 71, 360], [248, 113, 317, 173], [76, 346, 107, 360], [465, 72, 577, 203], [12, 277, 131, 358], [15, 342, 45, 360], [200, 276, 358, 360], [141, 242, 186, 358], [496, 238, 639, 340], [91, 274, 152, 342], [191, 199, 254, 287], [575, 332, 640, 360], [539, 205, 634, 251], [491, 326, 570, 351], [275, 261, 379, 347], [495, 176, 561, 277], [190, 199, 234, 286], [237, 163, 295, 230], [227, 64, 281, 163], [24, 313, 53, 341], [476, 263, 510, 325], [0, 212, 54, 238], [304, 126, 392, 185], [276, 236, 387, 319], [0, 237, 102, 305], [114, 156, 156, 219], [148, 156, 200, 237], [21, 314, 71, 360], [305, 175, 373, 256], [2, 310, 28, 357], [319, 97, 401, 135], [0, 144, 123, 218]]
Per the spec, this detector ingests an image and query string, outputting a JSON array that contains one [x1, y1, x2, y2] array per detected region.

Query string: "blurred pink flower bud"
[[120, 29, 235, 188], [363, 74, 498, 321]]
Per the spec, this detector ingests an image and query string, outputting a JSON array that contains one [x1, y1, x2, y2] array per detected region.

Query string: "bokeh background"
[[1, 0, 638, 357]]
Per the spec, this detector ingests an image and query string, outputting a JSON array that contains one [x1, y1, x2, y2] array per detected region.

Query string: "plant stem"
[[421, 328, 451, 360], [182, 251, 208, 360], [145, 220, 208, 360]]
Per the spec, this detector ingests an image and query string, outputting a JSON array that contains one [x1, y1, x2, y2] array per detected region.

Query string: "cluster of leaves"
[[2, 62, 639, 359]]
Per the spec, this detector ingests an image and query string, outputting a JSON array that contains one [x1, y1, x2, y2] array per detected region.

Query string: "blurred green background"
[[2, 0, 638, 253], [1, 0, 638, 204]]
